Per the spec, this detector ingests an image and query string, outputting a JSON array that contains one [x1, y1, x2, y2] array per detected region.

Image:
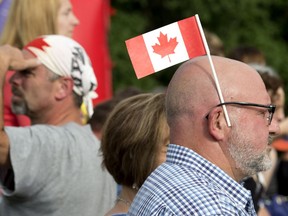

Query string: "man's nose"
[[9, 71, 21, 85]]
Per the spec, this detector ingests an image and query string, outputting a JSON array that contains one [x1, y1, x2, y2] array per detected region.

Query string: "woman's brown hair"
[[101, 93, 168, 188]]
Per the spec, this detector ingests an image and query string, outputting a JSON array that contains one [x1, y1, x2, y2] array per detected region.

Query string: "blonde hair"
[[0, 0, 60, 48]]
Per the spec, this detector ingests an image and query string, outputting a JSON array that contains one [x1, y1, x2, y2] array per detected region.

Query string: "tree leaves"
[[110, 0, 288, 99]]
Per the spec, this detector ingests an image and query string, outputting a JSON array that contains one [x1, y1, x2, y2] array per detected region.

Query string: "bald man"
[[128, 56, 279, 215]]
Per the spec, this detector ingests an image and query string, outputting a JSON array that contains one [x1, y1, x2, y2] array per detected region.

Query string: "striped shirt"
[[128, 144, 256, 216]]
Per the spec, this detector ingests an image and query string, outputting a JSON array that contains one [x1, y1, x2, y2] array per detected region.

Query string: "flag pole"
[[195, 14, 231, 127]]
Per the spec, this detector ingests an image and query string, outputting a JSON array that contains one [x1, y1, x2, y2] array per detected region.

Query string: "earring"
[[132, 183, 139, 190]]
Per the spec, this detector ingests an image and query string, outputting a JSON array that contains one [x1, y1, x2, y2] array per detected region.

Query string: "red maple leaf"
[[23, 37, 50, 57], [24, 37, 50, 52], [152, 32, 178, 62]]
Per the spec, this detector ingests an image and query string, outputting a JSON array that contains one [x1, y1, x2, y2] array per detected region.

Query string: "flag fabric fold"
[[125, 15, 207, 79]]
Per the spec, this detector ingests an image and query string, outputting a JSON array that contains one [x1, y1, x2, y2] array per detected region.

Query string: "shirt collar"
[[166, 144, 253, 210]]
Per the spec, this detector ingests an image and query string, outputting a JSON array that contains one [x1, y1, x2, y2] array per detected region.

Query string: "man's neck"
[[30, 108, 83, 126]]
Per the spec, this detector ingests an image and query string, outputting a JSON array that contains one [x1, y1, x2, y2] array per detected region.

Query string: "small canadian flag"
[[125, 15, 207, 79]]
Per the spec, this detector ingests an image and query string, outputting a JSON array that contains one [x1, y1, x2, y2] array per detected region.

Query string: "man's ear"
[[55, 77, 74, 100], [207, 107, 227, 141]]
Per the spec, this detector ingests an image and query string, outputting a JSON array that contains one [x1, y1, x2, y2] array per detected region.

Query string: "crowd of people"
[[0, 1, 287, 216]]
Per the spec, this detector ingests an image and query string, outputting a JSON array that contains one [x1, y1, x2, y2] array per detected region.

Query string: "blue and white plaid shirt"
[[128, 144, 256, 216]]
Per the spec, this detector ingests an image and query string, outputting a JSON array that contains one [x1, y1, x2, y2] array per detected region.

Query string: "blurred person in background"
[[88, 87, 142, 140], [101, 93, 169, 215], [228, 45, 266, 65], [204, 29, 225, 56]]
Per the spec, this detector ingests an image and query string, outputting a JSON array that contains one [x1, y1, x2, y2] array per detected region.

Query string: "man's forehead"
[[18, 50, 44, 72], [22, 49, 36, 59]]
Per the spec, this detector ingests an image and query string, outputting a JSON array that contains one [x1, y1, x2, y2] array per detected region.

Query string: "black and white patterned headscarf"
[[24, 35, 98, 117]]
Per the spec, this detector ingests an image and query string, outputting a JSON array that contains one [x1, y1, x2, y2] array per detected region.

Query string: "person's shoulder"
[[135, 162, 225, 207], [147, 161, 210, 190], [60, 122, 99, 141], [62, 122, 94, 135]]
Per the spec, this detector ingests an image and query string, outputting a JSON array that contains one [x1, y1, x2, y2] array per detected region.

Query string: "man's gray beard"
[[11, 102, 27, 115], [228, 125, 272, 178]]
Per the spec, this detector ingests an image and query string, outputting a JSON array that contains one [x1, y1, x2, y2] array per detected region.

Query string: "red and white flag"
[[125, 15, 207, 79]]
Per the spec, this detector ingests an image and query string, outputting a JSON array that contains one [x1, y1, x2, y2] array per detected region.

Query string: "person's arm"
[[0, 45, 38, 166]]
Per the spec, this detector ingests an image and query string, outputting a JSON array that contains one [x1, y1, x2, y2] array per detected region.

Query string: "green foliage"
[[109, 6, 160, 91], [109, 0, 288, 102]]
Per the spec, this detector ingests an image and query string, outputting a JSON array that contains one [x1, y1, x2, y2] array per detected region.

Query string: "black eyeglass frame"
[[206, 101, 276, 125]]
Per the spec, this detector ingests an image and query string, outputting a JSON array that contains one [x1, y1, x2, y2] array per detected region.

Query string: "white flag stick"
[[195, 14, 231, 127]]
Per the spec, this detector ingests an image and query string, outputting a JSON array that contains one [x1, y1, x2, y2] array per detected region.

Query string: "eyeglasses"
[[206, 102, 276, 125]]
